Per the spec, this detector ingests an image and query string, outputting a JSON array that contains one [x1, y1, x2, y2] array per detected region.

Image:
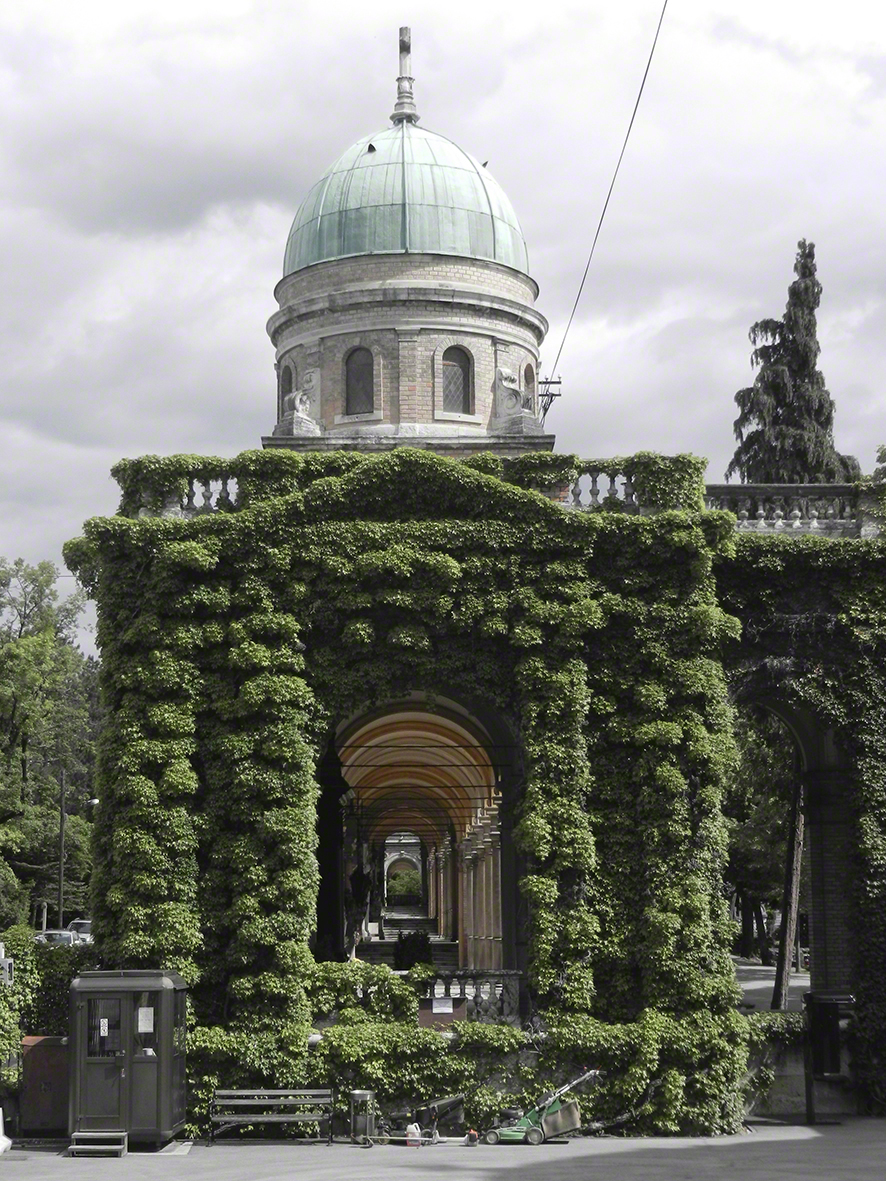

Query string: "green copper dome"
[[283, 121, 529, 277]]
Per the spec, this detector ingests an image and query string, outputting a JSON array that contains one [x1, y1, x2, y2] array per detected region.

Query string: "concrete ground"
[[2, 959, 835, 1177], [733, 957, 811, 1011], [6, 1121, 886, 1181]]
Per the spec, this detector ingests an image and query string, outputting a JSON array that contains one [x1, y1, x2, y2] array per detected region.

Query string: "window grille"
[[442, 347, 471, 414], [346, 348, 374, 415]]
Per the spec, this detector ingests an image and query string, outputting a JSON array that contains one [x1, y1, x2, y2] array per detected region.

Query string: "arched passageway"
[[735, 692, 856, 994], [315, 697, 520, 971]]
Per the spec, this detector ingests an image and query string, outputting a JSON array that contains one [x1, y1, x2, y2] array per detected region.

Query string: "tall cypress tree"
[[726, 240, 860, 483]]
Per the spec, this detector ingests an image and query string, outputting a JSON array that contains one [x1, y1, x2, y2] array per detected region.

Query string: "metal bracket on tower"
[[539, 377, 562, 423]]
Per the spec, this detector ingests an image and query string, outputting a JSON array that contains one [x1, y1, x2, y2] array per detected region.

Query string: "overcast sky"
[[2, 0, 885, 603]]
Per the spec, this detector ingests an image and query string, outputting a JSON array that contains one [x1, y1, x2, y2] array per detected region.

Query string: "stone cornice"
[[267, 285, 548, 348]]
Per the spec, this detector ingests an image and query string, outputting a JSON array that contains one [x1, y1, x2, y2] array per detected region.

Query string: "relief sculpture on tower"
[[492, 367, 544, 436], [274, 367, 321, 437]]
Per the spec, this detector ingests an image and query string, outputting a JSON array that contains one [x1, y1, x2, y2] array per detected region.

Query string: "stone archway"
[[315, 695, 520, 972], [735, 691, 857, 993]]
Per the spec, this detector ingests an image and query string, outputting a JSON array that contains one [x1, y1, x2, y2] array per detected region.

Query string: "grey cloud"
[[709, 18, 813, 66], [0, 23, 396, 235], [2, 1, 886, 579]]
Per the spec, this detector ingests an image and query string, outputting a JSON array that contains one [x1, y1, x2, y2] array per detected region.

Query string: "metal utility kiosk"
[[68, 970, 187, 1146]]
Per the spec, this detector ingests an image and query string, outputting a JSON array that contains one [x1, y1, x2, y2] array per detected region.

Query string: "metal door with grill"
[[79, 996, 128, 1130]]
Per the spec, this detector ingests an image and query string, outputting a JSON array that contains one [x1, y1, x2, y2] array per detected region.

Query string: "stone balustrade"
[[136, 474, 240, 519], [421, 969, 522, 1024], [122, 459, 879, 539], [564, 463, 640, 512], [704, 485, 877, 537]]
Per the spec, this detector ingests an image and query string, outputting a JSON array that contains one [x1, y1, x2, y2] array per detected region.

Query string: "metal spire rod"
[[391, 26, 419, 124]]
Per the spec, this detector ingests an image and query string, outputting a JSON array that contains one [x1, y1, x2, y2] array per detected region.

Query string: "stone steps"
[[383, 915, 438, 934], [68, 1131, 128, 1157], [359, 940, 459, 972]]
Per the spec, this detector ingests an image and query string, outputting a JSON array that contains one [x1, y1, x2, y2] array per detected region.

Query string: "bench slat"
[[213, 1090, 332, 1098], [213, 1095, 330, 1105], [211, 1115, 329, 1124]]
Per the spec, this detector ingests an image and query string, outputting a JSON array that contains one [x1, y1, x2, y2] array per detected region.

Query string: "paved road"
[[7, 1121, 886, 1181], [733, 957, 810, 1012]]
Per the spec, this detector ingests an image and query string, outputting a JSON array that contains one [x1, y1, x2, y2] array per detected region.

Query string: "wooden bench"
[[210, 1088, 335, 1142]]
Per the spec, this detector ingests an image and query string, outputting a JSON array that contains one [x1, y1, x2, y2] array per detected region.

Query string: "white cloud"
[[1, 0, 884, 580]]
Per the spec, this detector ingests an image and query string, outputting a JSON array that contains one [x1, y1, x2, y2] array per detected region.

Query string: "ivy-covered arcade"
[[58, 28, 886, 1131], [64, 448, 886, 1127]]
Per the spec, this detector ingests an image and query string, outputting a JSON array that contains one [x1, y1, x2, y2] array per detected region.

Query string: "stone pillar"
[[481, 840, 489, 968], [458, 843, 470, 969], [481, 829, 491, 968], [490, 826, 502, 968], [397, 332, 419, 423], [438, 845, 449, 941], [465, 850, 479, 968], [427, 849, 437, 925], [449, 840, 458, 945]]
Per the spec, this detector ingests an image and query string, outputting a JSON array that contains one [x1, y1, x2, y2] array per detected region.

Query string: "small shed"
[[21, 1036, 69, 1135], [68, 970, 187, 1145]]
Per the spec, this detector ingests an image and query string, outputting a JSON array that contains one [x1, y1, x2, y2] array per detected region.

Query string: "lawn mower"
[[482, 1068, 602, 1145]]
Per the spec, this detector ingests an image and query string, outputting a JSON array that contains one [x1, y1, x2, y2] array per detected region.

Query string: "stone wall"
[[267, 252, 547, 440], [273, 252, 540, 307]]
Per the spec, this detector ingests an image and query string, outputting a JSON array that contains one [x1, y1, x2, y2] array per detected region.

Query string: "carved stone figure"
[[491, 366, 544, 436], [494, 367, 522, 417], [275, 367, 322, 437]]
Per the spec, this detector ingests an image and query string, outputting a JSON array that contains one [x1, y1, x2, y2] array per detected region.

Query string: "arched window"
[[280, 366, 293, 400], [345, 348, 374, 415], [442, 347, 472, 414]]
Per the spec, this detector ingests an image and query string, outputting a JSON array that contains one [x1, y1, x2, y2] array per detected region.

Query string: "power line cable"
[[546, 0, 669, 381]]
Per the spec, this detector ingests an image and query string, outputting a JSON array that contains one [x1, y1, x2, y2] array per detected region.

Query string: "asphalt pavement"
[[733, 957, 810, 1011], [6, 1121, 886, 1181]]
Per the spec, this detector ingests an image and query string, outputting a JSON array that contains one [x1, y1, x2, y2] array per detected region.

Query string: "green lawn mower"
[[482, 1068, 601, 1145]]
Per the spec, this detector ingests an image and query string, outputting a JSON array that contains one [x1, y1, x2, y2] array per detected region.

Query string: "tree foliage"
[[725, 706, 797, 904], [386, 866, 422, 899], [726, 240, 860, 484], [0, 558, 98, 927], [723, 705, 802, 965]]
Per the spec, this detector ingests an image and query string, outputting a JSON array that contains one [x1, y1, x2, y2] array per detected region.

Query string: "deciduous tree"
[[0, 559, 97, 927]]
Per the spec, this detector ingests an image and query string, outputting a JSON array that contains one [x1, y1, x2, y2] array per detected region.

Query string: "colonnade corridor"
[[327, 701, 512, 971]]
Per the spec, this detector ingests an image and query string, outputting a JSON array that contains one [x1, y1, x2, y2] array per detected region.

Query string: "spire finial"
[[390, 26, 419, 124]]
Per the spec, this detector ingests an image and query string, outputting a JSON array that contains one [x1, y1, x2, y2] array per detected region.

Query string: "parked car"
[[34, 929, 77, 947], [67, 918, 92, 944]]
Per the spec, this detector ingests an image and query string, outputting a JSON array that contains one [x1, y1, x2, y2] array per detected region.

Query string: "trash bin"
[[350, 1090, 375, 1141], [68, 970, 187, 1145], [804, 990, 854, 1077], [803, 990, 855, 1125]]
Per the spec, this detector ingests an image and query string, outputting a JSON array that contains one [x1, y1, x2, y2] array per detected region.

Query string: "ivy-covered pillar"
[[805, 769, 857, 990]]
